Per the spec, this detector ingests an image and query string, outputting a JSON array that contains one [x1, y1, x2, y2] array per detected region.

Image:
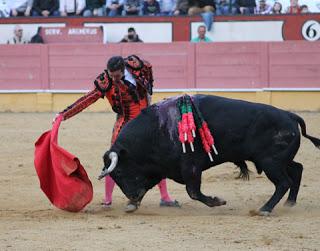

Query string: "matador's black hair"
[[107, 56, 125, 73]]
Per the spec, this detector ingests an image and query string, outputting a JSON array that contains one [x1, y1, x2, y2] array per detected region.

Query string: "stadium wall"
[[0, 41, 319, 112]]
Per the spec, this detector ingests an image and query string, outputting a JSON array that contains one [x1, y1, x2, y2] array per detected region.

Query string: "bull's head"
[[98, 149, 160, 204]]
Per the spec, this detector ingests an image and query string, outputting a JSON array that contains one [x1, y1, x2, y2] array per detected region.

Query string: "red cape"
[[34, 115, 93, 212]]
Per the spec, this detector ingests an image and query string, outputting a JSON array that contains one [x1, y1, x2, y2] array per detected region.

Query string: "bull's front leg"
[[182, 164, 226, 207]]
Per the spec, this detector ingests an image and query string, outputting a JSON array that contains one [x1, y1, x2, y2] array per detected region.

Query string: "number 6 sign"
[[302, 20, 320, 41]]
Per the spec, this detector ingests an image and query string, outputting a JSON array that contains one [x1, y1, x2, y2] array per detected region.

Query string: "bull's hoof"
[[159, 199, 181, 208], [124, 201, 140, 213], [249, 209, 271, 217], [284, 200, 296, 207], [207, 196, 226, 207], [259, 210, 271, 216]]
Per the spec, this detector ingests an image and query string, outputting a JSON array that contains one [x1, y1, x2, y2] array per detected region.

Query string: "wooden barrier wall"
[[195, 42, 268, 89], [1, 41, 320, 91], [0, 41, 319, 111], [269, 42, 320, 88]]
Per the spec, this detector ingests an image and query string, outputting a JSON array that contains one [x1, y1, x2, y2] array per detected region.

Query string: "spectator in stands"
[[188, 1, 216, 31], [59, 0, 86, 16], [32, 0, 59, 17], [30, 27, 44, 43], [300, 4, 309, 13], [159, 0, 176, 15], [235, 0, 256, 14], [0, 0, 10, 17], [122, 0, 142, 16], [286, 0, 300, 14], [188, 0, 216, 16], [270, 1, 282, 14], [7, 25, 28, 44], [120, 27, 143, 42], [215, 0, 237, 15], [106, 0, 124, 16], [142, 0, 161, 16], [191, 25, 212, 42], [255, 0, 271, 14], [10, 0, 33, 17], [83, 0, 105, 16], [173, 0, 189, 15]]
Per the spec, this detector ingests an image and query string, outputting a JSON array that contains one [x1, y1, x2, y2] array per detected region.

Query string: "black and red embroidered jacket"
[[60, 55, 154, 121]]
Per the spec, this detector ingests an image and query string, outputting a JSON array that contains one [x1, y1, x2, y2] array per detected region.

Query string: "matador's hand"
[[52, 113, 63, 124]]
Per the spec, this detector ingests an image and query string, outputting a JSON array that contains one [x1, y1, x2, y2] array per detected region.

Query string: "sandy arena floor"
[[1, 111, 320, 251]]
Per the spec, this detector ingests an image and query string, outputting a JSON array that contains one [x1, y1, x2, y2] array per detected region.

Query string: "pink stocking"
[[157, 179, 172, 202], [105, 175, 115, 204]]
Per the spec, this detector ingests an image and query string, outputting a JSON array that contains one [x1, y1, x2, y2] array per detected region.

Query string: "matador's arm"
[[60, 71, 112, 120]]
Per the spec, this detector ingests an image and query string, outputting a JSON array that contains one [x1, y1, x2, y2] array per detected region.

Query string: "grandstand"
[[276, 0, 320, 12]]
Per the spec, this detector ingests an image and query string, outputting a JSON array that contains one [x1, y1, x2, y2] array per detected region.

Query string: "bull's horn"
[[98, 152, 118, 180]]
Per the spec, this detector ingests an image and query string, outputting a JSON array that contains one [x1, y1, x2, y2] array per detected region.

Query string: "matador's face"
[[108, 69, 124, 83]]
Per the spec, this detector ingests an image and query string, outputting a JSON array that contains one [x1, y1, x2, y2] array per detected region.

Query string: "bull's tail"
[[289, 113, 320, 149]]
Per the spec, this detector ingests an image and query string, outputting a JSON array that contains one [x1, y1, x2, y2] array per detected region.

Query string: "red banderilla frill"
[[202, 122, 218, 155], [178, 121, 186, 153], [177, 96, 196, 153], [189, 95, 218, 161]]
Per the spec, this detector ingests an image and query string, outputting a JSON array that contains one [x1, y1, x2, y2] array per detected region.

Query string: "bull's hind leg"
[[182, 164, 226, 207], [258, 163, 292, 215], [285, 161, 303, 207], [234, 161, 250, 180]]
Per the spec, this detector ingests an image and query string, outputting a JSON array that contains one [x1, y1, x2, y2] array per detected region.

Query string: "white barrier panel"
[[191, 21, 284, 42], [84, 22, 173, 43], [0, 23, 66, 44]]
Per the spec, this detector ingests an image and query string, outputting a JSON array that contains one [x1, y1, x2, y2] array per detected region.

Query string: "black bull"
[[99, 95, 320, 215]]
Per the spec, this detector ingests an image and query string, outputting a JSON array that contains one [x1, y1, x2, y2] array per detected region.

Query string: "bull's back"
[[194, 95, 300, 160], [194, 94, 269, 132]]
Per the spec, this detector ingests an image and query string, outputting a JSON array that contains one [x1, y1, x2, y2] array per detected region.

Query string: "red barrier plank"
[[197, 77, 261, 88], [269, 41, 320, 52], [49, 79, 94, 90], [195, 43, 266, 89], [0, 68, 40, 79], [49, 55, 106, 67], [0, 45, 42, 89], [1, 56, 41, 68], [198, 65, 260, 78], [0, 45, 41, 56], [121, 42, 193, 89], [49, 44, 121, 56], [197, 53, 261, 65], [269, 42, 320, 88], [0, 79, 42, 89], [270, 53, 320, 65], [50, 67, 99, 79]]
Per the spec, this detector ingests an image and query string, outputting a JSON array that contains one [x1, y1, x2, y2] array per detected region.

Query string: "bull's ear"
[[103, 150, 111, 159], [119, 149, 127, 157]]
